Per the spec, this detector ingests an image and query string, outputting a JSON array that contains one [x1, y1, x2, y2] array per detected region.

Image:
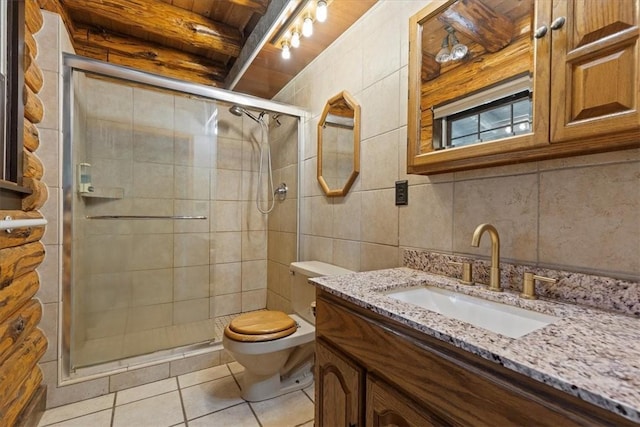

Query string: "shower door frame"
[[60, 53, 306, 383]]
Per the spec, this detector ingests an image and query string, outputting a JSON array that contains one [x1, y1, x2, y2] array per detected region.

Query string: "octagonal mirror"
[[317, 90, 360, 197]]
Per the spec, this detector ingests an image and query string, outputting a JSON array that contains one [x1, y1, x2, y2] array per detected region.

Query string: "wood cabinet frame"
[[407, 0, 640, 175]]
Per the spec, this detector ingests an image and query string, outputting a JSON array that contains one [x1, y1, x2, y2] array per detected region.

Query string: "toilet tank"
[[290, 261, 353, 324]]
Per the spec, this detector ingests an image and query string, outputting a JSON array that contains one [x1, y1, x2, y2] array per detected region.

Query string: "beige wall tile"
[[174, 233, 210, 267], [300, 235, 333, 263], [40, 187, 58, 245], [174, 200, 210, 233], [37, 244, 60, 303], [169, 350, 221, 377], [174, 298, 210, 324], [361, 3, 401, 89], [214, 201, 242, 231], [399, 183, 453, 251], [132, 88, 174, 130], [41, 303, 58, 362], [242, 260, 267, 291], [333, 191, 362, 241], [42, 361, 110, 408], [214, 293, 241, 316], [86, 77, 133, 124], [213, 232, 241, 263], [539, 162, 640, 275], [217, 137, 244, 170], [126, 303, 173, 333], [453, 174, 538, 263], [132, 269, 173, 306], [242, 231, 267, 261], [538, 148, 640, 171], [36, 12, 60, 73], [174, 166, 210, 200], [361, 189, 398, 246], [133, 163, 174, 199], [132, 234, 174, 270], [38, 128, 60, 187], [174, 266, 209, 301], [212, 262, 241, 295], [242, 289, 267, 311], [242, 201, 268, 231], [360, 72, 400, 140], [215, 170, 242, 201], [361, 130, 400, 191], [39, 70, 59, 131], [333, 240, 361, 272], [360, 243, 400, 271], [310, 196, 333, 237]]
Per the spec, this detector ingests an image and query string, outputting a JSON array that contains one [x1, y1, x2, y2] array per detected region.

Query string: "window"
[[0, 0, 26, 206], [432, 74, 532, 150]]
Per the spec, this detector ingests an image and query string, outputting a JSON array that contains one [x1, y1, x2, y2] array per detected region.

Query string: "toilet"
[[222, 261, 353, 402]]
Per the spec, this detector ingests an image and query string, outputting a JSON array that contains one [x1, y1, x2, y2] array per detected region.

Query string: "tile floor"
[[38, 362, 315, 427]]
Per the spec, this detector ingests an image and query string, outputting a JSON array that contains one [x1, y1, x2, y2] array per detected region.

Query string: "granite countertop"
[[310, 267, 640, 423]]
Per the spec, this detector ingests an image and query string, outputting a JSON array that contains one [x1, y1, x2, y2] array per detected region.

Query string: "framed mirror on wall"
[[317, 90, 360, 197], [407, 0, 639, 175]]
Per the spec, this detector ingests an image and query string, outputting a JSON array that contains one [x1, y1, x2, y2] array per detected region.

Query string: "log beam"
[[23, 85, 44, 125], [25, 31, 38, 59], [23, 149, 44, 180], [227, 0, 269, 16], [25, 52, 45, 94], [22, 177, 49, 211], [73, 24, 227, 84], [0, 300, 42, 363], [23, 119, 40, 152], [0, 329, 47, 411], [0, 366, 44, 427], [0, 242, 46, 289], [0, 271, 39, 323], [439, 0, 514, 53], [25, 0, 44, 34], [63, 0, 243, 57]]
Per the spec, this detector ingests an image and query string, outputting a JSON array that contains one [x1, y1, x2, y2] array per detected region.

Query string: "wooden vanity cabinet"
[[407, 0, 640, 175], [315, 289, 637, 427]]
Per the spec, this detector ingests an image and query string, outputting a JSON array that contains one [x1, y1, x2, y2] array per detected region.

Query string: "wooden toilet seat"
[[224, 310, 298, 342]]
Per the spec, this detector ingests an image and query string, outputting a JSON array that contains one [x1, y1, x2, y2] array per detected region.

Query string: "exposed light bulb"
[[281, 41, 291, 59], [435, 35, 451, 63], [316, 0, 327, 23], [302, 16, 313, 37], [448, 31, 468, 60], [291, 30, 301, 48]]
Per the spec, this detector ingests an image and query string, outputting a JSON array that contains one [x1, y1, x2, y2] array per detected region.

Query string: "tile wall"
[[273, 0, 640, 282]]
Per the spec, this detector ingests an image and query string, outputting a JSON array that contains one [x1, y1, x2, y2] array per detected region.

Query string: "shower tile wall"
[[72, 76, 269, 367], [267, 115, 299, 312]]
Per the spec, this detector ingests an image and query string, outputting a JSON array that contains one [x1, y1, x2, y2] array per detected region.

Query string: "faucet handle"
[[521, 272, 556, 300], [448, 261, 473, 285]]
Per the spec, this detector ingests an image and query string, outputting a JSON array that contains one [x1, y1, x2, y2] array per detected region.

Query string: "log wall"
[[0, 0, 49, 425]]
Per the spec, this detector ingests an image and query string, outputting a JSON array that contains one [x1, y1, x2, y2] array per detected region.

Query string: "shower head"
[[229, 105, 263, 123]]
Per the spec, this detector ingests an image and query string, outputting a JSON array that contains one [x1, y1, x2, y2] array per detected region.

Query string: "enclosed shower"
[[62, 55, 303, 376]]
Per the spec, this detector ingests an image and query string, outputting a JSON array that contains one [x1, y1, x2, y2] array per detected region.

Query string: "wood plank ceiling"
[[36, 0, 377, 99]]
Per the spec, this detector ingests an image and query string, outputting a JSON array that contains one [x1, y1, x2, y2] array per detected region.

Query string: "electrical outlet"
[[395, 180, 408, 205]]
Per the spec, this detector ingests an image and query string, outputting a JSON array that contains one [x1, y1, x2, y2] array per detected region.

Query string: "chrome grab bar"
[[85, 215, 207, 220], [1, 216, 48, 233]]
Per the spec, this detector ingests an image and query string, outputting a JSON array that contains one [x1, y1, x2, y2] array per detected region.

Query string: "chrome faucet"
[[471, 223, 501, 292]]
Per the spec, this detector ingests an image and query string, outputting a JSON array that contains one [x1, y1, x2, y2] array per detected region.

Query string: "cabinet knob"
[[534, 25, 548, 39], [550, 17, 566, 30]]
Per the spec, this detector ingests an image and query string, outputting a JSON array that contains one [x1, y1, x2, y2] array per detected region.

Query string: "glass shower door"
[[68, 71, 217, 368]]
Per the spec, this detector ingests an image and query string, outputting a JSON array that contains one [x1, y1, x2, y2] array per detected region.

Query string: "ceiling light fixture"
[[271, 0, 333, 60], [435, 34, 451, 63], [448, 28, 468, 60], [281, 41, 291, 59], [302, 15, 313, 37], [291, 30, 301, 48], [316, 0, 328, 22]]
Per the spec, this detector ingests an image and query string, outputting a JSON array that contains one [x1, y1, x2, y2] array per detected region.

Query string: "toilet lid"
[[225, 311, 298, 342]]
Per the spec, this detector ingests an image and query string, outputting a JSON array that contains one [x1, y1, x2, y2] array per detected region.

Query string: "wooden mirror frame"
[[317, 90, 360, 197]]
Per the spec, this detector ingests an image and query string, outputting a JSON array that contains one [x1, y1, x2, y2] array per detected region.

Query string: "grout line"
[[247, 401, 264, 427], [177, 383, 189, 426]]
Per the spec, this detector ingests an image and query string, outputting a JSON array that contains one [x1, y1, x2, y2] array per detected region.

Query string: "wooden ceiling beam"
[[438, 0, 514, 53], [73, 24, 227, 83], [74, 41, 223, 87], [227, 0, 269, 16], [62, 0, 243, 57]]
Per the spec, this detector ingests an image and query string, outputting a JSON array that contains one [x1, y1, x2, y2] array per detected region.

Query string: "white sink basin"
[[386, 286, 559, 338]]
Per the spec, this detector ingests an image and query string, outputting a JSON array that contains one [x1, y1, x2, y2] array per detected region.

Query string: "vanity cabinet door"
[[549, 0, 640, 142], [316, 338, 363, 427], [366, 375, 451, 427]]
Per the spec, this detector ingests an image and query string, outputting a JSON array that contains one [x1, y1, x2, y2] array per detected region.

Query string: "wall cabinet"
[[315, 289, 637, 427], [407, 0, 640, 175]]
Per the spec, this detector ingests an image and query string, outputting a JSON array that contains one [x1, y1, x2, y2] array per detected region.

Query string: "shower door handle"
[[85, 215, 208, 220]]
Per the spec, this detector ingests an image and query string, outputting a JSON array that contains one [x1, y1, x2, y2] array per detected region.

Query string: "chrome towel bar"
[[85, 215, 207, 220], [1, 216, 48, 233]]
